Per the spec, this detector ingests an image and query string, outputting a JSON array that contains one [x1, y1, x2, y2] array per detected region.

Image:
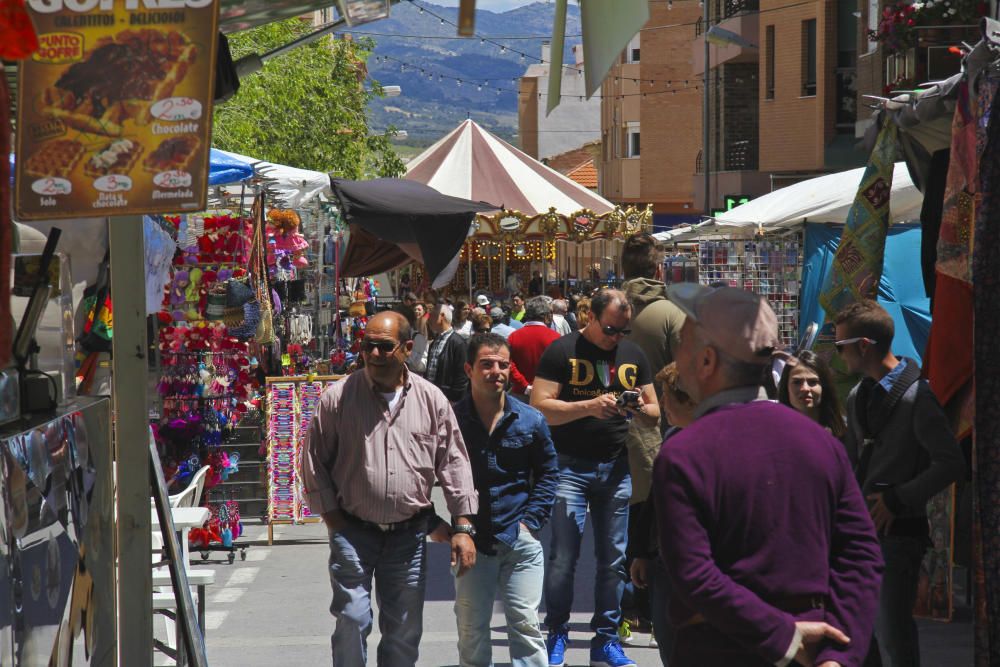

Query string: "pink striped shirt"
[[302, 368, 478, 524]]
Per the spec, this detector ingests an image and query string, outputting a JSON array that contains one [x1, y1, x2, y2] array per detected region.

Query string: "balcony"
[[692, 10, 759, 76], [695, 138, 759, 175]]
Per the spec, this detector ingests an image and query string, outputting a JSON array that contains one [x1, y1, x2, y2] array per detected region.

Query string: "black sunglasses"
[[362, 340, 401, 354], [601, 324, 632, 337]]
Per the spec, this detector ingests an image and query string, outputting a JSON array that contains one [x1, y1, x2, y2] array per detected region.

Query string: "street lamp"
[[702, 23, 757, 215], [338, 0, 391, 26]]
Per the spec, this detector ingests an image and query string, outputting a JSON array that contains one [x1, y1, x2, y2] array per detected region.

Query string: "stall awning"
[[331, 177, 497, 285]]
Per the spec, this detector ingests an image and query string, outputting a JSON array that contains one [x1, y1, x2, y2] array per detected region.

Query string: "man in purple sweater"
[[653, 284, 883, 667]]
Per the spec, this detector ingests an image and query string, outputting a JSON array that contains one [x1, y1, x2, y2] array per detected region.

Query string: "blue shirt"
[[453, 393, 559, 554], [507, 318, 524, 330], [879, 357, 908, 392], [491, 322, 516, 339]]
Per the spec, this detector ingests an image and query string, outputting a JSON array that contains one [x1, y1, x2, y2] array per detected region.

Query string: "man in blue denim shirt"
[[452, 332, 560, 667]]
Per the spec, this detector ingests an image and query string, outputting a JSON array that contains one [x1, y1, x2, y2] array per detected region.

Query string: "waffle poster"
[[14, 0, 220, 220]]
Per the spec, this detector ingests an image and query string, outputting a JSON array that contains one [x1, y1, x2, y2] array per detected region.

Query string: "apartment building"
[[600, 0, 705, 225], [518, 44, 602, 161]]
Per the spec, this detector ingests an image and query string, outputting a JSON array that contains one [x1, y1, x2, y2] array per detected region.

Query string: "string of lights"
[[373, 51, 705, 99]]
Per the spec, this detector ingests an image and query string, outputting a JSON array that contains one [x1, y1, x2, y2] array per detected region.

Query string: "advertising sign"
[[14, 0, 220, 220]]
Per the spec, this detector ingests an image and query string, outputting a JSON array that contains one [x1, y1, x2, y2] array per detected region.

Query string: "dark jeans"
[[876, 535, 926, 667], [647, 556, 675, 665]]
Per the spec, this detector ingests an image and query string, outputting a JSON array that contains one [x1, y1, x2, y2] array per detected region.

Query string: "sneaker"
[[590, 638, 637, 667], [648, 633, 658, 648], [617, 619, 638, 646], [547, 630, 569, 667]]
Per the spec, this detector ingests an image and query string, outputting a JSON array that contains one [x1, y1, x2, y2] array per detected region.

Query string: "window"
[[626, 35, 641, 63], [765, 25, 775, 99], [802, 19, 817, 96], [627, 123, 641, 158]]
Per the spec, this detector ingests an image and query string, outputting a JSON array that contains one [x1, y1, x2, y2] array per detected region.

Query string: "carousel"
[[405, 119, 652, 296]]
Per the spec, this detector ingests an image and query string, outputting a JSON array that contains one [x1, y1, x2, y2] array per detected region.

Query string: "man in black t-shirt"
[[531, 289, 659, 667]]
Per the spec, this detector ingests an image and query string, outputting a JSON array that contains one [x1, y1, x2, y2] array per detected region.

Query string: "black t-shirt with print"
[[535, 331, 652, 461]]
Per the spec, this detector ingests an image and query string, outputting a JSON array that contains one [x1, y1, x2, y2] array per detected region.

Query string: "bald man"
[[303, 312, 480, 666]]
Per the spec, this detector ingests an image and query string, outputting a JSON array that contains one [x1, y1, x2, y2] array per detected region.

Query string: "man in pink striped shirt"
[[303, 311, 479, 666]]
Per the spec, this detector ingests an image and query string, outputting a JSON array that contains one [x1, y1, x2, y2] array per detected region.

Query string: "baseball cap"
[[667, 283, 779, 364], [476, 294, 490, 307], [489, 307, 504, 319]]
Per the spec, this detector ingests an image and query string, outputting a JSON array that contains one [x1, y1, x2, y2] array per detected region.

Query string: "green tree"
[[213, 19, 405, 179]]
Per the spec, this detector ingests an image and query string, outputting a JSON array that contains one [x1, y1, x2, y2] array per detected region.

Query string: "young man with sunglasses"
[[452, 333, 560, 666], [302, 311, 479, 666], [834, 300, 964, 666], [531, 289, 659, 667]]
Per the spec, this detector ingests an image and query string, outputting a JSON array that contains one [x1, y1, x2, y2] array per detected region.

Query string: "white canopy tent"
[[654, 162, 923, 242], [213, 149, 332, 209]]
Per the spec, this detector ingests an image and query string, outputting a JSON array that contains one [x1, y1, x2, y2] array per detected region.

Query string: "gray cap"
[[489, 307, 505, 320]]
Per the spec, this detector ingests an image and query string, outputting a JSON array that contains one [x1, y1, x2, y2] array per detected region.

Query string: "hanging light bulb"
[[440, 17, 445, 24], [457, 79, 462, 87], [500, 45, 507, 54], [668, 0, 673, 8], [419, 5, 424, 13], [520, 53, 525, 63], [477, 84, 482, 91]]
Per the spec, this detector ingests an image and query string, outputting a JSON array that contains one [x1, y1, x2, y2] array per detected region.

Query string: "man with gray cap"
[[652, 284, 883, 667], [489, 306, 517, 339]]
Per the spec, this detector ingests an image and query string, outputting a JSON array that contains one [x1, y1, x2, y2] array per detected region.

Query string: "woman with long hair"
[[575, 297, 592, 331], [777, 350, 847, 439]]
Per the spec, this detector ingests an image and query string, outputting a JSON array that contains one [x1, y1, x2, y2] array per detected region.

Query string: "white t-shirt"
[[381, 388, 403, 413]]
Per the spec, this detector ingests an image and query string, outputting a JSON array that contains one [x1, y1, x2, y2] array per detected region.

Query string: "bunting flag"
[[819, 120, 899, 317], [547, 0, 649, 114]]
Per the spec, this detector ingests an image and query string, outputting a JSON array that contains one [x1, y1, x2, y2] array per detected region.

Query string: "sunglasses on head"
[[601, 324, 632, 337], [362, 340, 401, 354]]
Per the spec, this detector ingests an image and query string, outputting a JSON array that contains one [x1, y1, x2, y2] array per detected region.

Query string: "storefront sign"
[[14, 0, 220, 220]]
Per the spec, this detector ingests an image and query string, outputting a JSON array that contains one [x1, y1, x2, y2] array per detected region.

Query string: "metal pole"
[[703, 14, 711, 215], [110, 215, 152, 666]]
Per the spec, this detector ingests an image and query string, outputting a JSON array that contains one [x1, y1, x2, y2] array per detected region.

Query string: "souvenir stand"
[[403, 119, 652, 297], [653, 164, 926, 347], [868, 21, 1000, 659]]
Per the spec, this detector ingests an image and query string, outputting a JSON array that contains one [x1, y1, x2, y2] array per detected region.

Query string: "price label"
[[153, 170, 192, 189], [93, 174, 133, 193], [30, 177, 72, 196], [151, 97, 203, 122]]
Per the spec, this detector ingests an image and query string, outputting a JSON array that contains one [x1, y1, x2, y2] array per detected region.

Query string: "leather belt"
[[342, 507, 432, 533], [680, 594, 827, 628]]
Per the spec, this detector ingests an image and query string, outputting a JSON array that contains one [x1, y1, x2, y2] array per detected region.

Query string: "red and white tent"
[[405, 119, 614, 216]]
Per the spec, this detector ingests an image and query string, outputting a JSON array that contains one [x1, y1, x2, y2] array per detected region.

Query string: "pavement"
[[166, 487, 973, 666]]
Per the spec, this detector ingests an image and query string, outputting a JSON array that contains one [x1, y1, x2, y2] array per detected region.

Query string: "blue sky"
[[433, 0, 547, 11]]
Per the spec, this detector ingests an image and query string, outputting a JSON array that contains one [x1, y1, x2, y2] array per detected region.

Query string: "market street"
[[174, 487, 974, 667]]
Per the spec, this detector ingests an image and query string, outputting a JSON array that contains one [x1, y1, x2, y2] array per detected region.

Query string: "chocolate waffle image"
[[43, 29, 198, 137], [83, 138, 144, 177], [25, 139, 86, 179], [143, 134, 200, 173]]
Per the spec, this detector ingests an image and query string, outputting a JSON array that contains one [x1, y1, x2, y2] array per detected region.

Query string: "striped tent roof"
[[405, 119, 614, 216]]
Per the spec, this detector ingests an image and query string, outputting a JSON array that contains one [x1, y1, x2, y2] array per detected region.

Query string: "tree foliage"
[[213, 19, 405, 179]]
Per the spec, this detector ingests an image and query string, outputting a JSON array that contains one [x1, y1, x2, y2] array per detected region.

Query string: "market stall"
[[404, 119, 652, 296]]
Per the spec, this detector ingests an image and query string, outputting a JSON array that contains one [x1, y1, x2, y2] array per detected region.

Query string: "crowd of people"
[[302, 232, 965, 667]]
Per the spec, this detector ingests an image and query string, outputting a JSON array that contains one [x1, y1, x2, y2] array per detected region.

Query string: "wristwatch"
[[451, 522, 476, 538]]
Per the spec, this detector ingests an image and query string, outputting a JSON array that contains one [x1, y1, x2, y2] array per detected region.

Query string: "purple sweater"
[[653, 400, 883, 665]]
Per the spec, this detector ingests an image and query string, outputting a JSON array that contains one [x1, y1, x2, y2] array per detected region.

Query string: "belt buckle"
[[811, 597, 824, 610], [377, 523, 392, 532]]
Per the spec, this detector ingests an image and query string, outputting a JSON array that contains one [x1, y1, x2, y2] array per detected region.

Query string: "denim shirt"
[[453, 393, 559, 555]]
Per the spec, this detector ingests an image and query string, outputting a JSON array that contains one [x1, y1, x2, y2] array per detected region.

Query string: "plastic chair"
[[169, 465, 211, 508]]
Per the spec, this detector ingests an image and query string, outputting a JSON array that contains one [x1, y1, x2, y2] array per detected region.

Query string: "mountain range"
[[361, 1, 583, 149]]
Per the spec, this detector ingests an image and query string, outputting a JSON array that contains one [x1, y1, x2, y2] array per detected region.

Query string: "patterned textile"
[[971, 70, 1000, 667], [0, 77, 11, 368], [936, 80, 979, 284], [820, 121, 898, 316]]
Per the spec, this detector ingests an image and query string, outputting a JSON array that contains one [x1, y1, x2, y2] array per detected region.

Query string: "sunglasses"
[[362, 340, 401, 354], [833, 337, 875, 351], [601, 324, 632, 337]]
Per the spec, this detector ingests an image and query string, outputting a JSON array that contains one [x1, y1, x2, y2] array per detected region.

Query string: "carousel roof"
[[405, 120, 615, 217]]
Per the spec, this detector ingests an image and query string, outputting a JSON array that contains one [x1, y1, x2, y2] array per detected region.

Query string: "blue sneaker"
[[590, 638, 637, 667], [547, 630, 569, 667]]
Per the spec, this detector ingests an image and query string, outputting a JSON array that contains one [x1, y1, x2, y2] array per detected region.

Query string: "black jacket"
[[429, 331, 469, 402]]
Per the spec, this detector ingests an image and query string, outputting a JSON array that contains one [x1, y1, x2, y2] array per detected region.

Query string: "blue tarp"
[[8, 148, 254, 187], [800, 222, 931, 362]]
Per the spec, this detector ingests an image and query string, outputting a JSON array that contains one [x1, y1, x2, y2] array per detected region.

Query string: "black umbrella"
[[330, 178, 498, 284]]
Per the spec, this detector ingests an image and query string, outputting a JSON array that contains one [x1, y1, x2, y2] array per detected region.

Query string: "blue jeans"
[[454, 528, 548, 667], [327, 522, 427, 666], [876, 535, 926, 667], [544, 453, 631, 645]]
